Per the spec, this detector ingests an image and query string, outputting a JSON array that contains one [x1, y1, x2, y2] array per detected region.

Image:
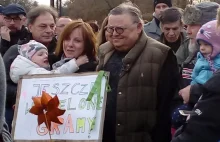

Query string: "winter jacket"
[[171, 70, 220, 142], [176, 38, 190, 65], [144, 18, 161, 40], [180, 44, 199, 89], [0, 55, 12, 141], [191, 52, 220, 85], [0, 26, 29, 56], [159, 32, 189, 54], [97, 32, 179, 142], [10, 55, 79, 83], [3, 35, 57, 108]]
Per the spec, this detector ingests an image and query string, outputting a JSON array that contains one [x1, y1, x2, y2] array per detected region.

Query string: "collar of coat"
[[145, 18, 161, 35], [99, 31, 148, 67], [160, 31, 189, 44]]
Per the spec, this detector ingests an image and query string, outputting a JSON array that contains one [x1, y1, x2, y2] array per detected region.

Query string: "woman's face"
[[63, 27, 85, 58]]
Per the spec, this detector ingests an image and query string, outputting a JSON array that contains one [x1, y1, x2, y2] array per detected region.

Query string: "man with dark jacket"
[[159, 7, 188, 54], [171, 70, 220, 142], [3, 5, 58, 132], [97, 2, 179, 142], [0, 3, 29, 56]]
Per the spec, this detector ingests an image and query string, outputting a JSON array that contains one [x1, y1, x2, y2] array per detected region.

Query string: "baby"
[[10, 40, 88, 83], [191, 20, 220, 85]]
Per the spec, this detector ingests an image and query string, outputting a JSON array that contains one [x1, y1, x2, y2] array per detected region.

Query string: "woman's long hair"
[[55, 20, 97, 60], [97, 17, 108, 47]]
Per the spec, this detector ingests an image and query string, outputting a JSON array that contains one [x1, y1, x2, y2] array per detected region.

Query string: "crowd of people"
[[0, 0, 220, 141]]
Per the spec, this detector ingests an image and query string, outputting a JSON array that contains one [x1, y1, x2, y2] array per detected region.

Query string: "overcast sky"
[[35, 0, 50, 5], [35, 0, 67, 6]]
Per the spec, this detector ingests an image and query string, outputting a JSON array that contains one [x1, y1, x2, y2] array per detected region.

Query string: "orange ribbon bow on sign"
[[29, 91, 66, 131]]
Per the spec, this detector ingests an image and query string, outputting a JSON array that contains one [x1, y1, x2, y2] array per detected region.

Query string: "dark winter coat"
[[97, 32, 179, 142], [171, 70, 220, 142], [0, 55, 12, 141], [0, 26, 29, 56], [159, 32, 189, 54], [3, 35, 57, 108]]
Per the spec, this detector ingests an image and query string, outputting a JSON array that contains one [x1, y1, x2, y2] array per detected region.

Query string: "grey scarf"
[[52, 54, 72, 69]]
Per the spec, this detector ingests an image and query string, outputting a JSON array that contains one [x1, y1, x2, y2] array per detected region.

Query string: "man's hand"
[[0, 26, 11, 41], [179, 85, 191, 104]]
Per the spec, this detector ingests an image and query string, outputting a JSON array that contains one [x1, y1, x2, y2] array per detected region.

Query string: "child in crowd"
[[191, 20, 220, 85], [10, 40, 88, 83], [172, 20, 220, 135]]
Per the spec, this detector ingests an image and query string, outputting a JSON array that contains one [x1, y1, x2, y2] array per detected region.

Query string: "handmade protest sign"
[[12, 72, 109, 142]]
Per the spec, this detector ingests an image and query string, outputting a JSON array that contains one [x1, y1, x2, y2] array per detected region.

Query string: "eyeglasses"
[[105, 23, 137, 35], [4, 16, 21, 23]]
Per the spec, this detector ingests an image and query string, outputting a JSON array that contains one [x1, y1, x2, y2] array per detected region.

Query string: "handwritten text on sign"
[[14, 75, 107, 140]]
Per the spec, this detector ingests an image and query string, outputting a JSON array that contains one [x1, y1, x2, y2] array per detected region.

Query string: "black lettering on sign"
[[41, 84, 50, 92], [60, 83, 70, 95], [71, 83, 80, 95], [67, 98, 76, 110], [33, 84, 41, 96], [51, 83, 60, 95], [79, 84, 88, 95], [33, 84, 50, 96]]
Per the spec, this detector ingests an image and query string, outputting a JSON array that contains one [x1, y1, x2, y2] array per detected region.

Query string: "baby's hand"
[[76, 55, 89, 66]]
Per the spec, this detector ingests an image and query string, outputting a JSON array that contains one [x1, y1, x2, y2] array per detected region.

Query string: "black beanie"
[[154, 0, 172, 9]]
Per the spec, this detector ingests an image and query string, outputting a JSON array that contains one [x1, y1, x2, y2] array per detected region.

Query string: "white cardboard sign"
[[12, 73, 108, 141]]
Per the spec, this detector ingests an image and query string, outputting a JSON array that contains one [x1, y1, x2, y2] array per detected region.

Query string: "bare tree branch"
[[104, 0, 113, 9]]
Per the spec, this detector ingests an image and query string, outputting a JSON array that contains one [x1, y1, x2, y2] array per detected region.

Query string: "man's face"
[[55, 17, 72, 37], [155, 3, 169, 19], [186, 24, 201, 44], [28, 12, 55, 45], [161, 21, 182, 43], [107, 14, 142, 52], [3, 14, 23, 32]]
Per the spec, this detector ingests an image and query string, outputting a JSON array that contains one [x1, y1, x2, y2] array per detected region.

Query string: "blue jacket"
[[191, 52, 220, 85]]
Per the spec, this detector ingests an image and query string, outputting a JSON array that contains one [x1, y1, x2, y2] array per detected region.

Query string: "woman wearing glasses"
[[54, 20, 97, 73]]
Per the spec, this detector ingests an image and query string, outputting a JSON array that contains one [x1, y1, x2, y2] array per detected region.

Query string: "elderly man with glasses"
[[0, 3, 29, 56], [97, 2, 179, 142]]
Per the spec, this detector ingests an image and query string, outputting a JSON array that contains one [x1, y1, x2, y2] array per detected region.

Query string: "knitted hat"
[[154, 0, 172, 9], [183, 2, 219, 25], [196, 20, 220, 72], [196, 20, 220, 59], [2, 3, 26, 16], [18, 40, 48, 60]]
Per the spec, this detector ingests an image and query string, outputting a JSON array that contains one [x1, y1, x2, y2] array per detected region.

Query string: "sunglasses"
[[105, 23, 138, 35]]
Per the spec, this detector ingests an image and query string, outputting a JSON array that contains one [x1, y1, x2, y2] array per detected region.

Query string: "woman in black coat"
[[53, 20, 97, 72]]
